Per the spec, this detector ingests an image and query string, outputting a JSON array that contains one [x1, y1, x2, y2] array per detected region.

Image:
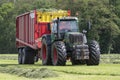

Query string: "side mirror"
[[82, 30, 87, 34]]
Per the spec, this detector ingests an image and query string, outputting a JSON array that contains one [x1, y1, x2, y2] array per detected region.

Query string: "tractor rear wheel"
[[51, 41, 67, 66], [41, 38, 52, 65], [22, 47, 35, 64], [86, 40, 100, 65]]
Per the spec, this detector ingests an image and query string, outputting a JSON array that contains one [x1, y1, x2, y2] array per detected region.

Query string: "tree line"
[[0, 0, 120, 54]]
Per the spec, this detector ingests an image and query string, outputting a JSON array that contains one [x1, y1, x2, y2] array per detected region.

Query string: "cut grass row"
[[0, 67, 57, 79], [0, 73, 37, 80], [101, 54, 120, 64], [0, 54, 120, 80], [0, 68, 120, 80], [0, 54, 17, 60], [1, 72, 120, 80], [0, 62, 120, 80], [1, 63, 120, 76]]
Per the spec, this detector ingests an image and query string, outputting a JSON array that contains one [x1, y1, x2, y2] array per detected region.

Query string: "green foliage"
[[63, 0, 120, 53], [0, 0, 120, 53], [0, 2, 15, 53], [112, 35, 120, 53]]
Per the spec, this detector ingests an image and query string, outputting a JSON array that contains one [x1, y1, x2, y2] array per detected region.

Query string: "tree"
[[0, 0, 120, 54], [0, 2, 15, 53]]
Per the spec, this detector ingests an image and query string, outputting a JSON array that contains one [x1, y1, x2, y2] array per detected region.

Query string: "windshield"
[[59, 20, 78, 32]]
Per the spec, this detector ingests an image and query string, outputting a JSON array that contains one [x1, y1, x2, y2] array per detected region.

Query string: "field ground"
[[0, 54, 120, 80]]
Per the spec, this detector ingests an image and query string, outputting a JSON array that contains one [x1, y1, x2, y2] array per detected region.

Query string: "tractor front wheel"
[[51, 41, 67, 66], [86, 40, 100, 65]]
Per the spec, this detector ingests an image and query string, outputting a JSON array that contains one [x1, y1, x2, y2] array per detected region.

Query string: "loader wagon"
[[16, 9, 71, 64], [16, 9, 100, 65]]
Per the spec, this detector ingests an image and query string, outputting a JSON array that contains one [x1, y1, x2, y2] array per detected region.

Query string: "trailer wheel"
[[34, 55, 39, 62], [41, 38, 52, 65], [22, 47, 35, 64], [51, 41, 67, 66], [86, 40, 100, 65], [18, 48, 23, 64]]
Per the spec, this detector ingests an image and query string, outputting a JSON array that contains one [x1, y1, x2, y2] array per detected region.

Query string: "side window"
[[51, 22, 57, 33]]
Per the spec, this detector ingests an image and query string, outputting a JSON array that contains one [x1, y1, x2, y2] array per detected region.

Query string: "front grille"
[[69, 33, 84, 45]]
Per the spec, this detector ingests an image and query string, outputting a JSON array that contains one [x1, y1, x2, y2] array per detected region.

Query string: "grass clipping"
[[0, 67, 58, 79]]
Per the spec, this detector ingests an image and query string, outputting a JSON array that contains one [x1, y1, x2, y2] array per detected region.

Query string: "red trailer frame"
[[16, 10, 70, 49]]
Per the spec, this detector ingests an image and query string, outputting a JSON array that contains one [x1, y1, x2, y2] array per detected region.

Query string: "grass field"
[[0, 54, 120, 80]]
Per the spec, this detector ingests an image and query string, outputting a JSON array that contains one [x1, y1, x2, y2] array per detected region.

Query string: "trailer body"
[[16, 10, 70, 49]]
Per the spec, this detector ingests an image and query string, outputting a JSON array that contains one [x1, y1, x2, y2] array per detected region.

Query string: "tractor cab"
[[51, 17, 79, 33], [51, 17, 80, 41], [41, 16, 100, 66]]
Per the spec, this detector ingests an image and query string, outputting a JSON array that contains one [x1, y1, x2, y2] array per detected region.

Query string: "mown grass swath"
[[0, 54, 120, 80]]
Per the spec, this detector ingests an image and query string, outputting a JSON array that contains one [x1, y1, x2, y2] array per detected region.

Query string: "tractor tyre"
[[18, 48, 23, 64], [41, 38, 52, 65], [22, 47, 35, 64], [51, 41, 67, 66], [86, 40, 100, 65]]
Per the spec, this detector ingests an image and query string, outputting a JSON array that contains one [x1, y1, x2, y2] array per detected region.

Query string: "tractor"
[[41, 17, 100, 66]]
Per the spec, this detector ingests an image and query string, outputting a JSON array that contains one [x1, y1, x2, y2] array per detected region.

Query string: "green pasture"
[[0, 54, 120, 80]]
